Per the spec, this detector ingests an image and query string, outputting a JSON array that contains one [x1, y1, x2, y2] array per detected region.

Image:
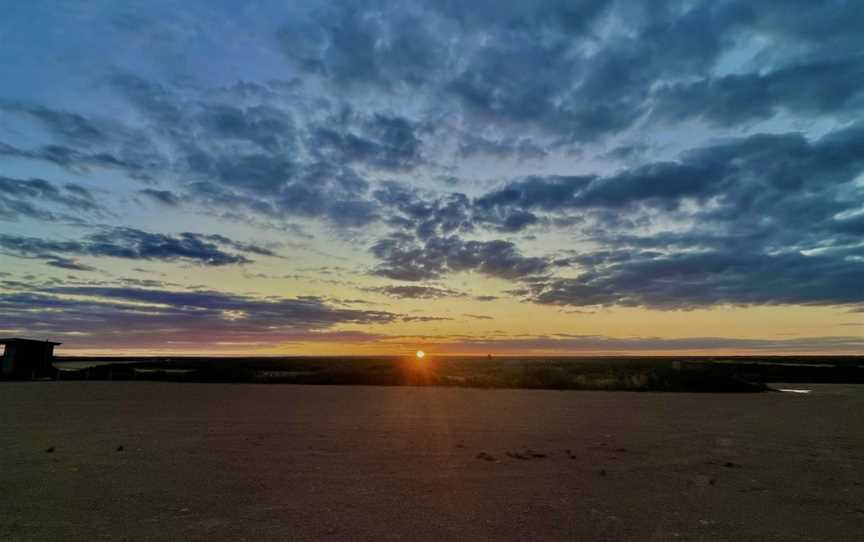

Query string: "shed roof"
[[0, 338, 62, 345]]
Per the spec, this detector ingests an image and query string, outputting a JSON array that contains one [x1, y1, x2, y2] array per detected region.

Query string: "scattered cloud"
[[371, 234, 549, 282], [0, 176, 105, 223], [521, 249, 864, 309], [0, 285, 399, 349], [366, 285, 468, 299], [2, 1, 863, 351], [0, 228, 278, 267], [138, 189, 181, 206]]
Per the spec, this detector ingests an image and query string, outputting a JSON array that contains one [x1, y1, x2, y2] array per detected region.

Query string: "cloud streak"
[[0, 228, 278, 267], [0, 176, 105, 223], [0, 286, 397, 349]]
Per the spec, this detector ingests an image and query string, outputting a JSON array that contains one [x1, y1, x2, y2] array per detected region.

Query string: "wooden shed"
[[0, 338, 61, 379]]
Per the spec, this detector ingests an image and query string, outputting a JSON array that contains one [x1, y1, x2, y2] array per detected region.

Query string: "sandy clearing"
[[1, 383, 862, 541]]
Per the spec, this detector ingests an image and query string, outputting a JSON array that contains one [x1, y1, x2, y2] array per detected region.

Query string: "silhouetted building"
[[0, 338, 61, 379]]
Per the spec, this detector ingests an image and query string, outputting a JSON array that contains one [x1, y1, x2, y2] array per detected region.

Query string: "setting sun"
[[415, 350, 425, 359]]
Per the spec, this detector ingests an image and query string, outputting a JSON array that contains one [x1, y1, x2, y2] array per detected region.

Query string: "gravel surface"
[[1, 382, 862, 541]]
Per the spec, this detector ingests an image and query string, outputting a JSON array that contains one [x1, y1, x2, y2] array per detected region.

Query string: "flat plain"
[[1, 382, 862, 541]]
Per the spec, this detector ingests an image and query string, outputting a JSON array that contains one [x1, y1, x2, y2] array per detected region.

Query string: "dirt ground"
[[1, 382, 862, 541]]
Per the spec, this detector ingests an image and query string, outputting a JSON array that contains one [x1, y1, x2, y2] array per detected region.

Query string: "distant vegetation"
[[52, 355, 864, 392]]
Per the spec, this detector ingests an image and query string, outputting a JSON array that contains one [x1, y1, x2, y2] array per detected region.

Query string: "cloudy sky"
[[2, 0, 863, 355]]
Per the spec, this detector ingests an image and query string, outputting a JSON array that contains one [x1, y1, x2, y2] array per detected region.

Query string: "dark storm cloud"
[[0, 176, 105, 222], [0, 228, 278, 267]]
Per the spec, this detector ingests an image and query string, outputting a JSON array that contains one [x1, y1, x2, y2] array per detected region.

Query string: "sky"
[[1, 0, 863, 355]]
